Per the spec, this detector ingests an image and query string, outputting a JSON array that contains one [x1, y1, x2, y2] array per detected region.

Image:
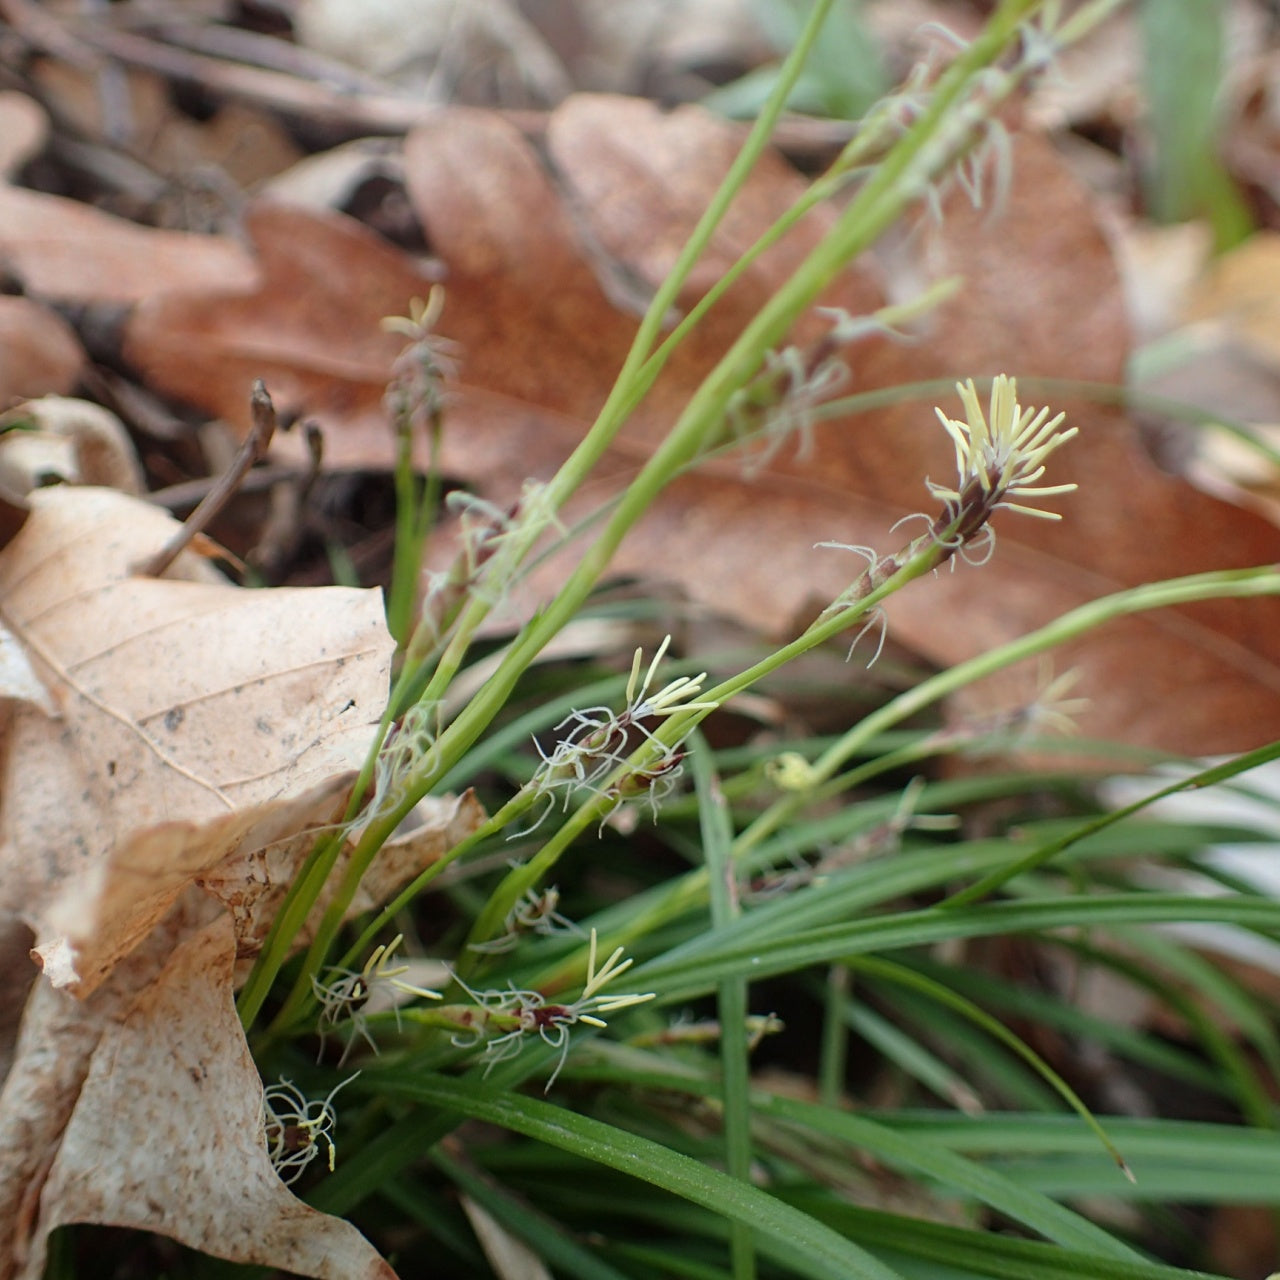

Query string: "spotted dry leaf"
[[0, 485, 484, 1278]]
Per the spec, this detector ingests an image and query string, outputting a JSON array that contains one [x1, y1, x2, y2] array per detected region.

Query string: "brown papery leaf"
[[0, 91, 46, 179], [397, 100, 1280, 753], [4, 914, 395, 1280], [116, 94, 1280, 751], [0, 485, 395, 993], [0, 486, 484, 1277], [0, 299, 84, 404], [0, 92, 256, 303], [123, 202, 440, 460]]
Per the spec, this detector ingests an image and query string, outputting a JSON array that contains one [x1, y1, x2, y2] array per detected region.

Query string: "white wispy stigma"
[[312, 934, 442, 1064], [353, 701, 441, 837], [521, 636, 719, 831], [468, 881, 584, 954], [261, 1074, 357, 1186], [462, 930, 655, 1091], [927, 375, 1077, 521]]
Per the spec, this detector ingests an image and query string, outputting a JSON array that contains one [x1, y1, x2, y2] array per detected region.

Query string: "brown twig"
[[145, 19, 393, 95], [249, 419, 324, 576], [18, 16, 449, 135], [139, 380, 276, 578]]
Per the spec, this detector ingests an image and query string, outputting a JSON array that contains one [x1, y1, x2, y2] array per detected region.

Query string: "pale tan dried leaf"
[[32, 775, 356, 995], [1192, 419, 1280, 505], [0, 397, 143, 499], [0, 299, 83, 406], [261, 137, 405, 212], [0, 901, 217, 1280], [0, 484, 488, 1279], [208, 788, 488, 982], [0, 92, 47, 180], [1184, 230, 1280, 371], [461, 1195, 553, 1280], [7, 913, 397, 1280], [0, 485, 393, 993], [0, 621, 54, 711], [295, 0, 570, 104], [1112, 219, 1213, 343]]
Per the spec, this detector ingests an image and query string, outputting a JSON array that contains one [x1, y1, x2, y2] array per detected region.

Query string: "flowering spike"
[[468, 881, 583, 954], [312, 935, 441, 1064], [456, 930, 654, 1092], [520, 636, 719, 833], [261, 1074, 357, 1186], [926, 375, 1076, 522]]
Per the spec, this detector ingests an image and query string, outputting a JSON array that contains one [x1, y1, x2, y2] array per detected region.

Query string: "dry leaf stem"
[[140, 379, 276, 578]]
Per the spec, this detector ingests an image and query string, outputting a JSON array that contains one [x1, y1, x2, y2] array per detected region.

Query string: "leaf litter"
[[2, 5, 1280, 1276], [0, 485, 483, 1278]]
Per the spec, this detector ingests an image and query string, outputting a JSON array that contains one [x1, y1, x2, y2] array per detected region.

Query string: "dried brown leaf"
[[3, 912, 395, 1280], [0, 184, 259, 302], [0, 486, 485, 1277], [0, 91, 46, 180], [0, 397, 143, 500], [1183, 230, 1280, 370], [123, 202, 439, 460], [0, 91, 257, 303], [399, 103, 1280, 752], [0, 486, 394, 992], [110, 95, 1280, 751], [0, 300, 83, 405]]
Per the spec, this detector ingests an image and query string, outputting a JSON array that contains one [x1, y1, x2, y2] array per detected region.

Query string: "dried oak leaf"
[[396, 100, 1280, 753], [0, 486, 484, 1278], [0, 91, 45, 179], [123, 202, 441, 458], [5, 912, 398, 1280], [121, 95, 868, 466], [0, 92, 256, 303], [120, 95, 1280, 750], [0, 397, 144, 504], [0, 299, 83, 405]]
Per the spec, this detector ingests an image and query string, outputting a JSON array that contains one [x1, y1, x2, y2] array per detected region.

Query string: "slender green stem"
[[249, 0, 1053, 1033], [733, 566, 1280, 861], [247, 1, 850, 1035], [818, 965, 852, 1108], [693, 736, 756, 1280], [942, 736, 1280, 908], [524, 565, 1280, 980], [409, 0, 843, 716], [462, 537, 943, 960], [848, 955, 1132, 1178], [400, 0, 1043, 810]]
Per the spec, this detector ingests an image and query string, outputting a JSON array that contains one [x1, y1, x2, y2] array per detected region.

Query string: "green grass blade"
[[691, 734, 756, 1280], [635, 894, 1280, 1002], [778, 1195, 1228, 1280], [374, 1075, 907, 1280]]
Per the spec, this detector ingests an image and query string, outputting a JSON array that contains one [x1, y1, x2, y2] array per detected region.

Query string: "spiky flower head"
[[928, 375, 1077, 523], [521, 636, 718, 832], [455, 930, 655, 1091], [261, 1074, 357, 1186], [312, 934, 441, 1063]]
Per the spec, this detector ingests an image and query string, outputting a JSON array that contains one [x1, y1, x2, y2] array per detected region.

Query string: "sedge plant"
[[230, 4, 1280, 1279]]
